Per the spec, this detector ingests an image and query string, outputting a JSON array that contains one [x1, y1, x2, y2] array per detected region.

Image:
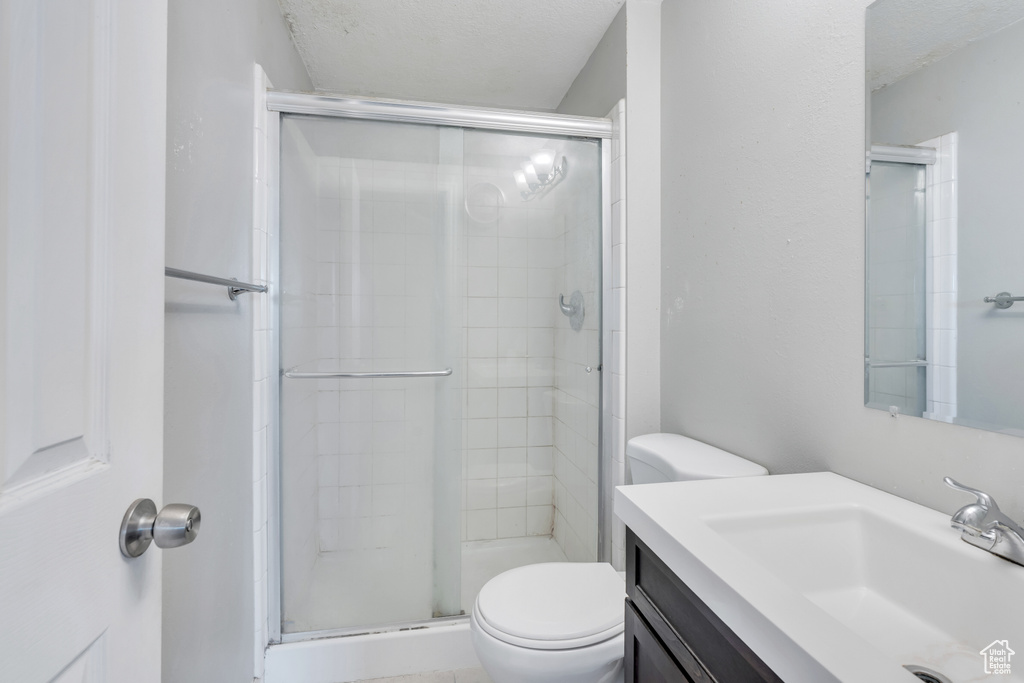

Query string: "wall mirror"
[[865, 0, 1024, 435]]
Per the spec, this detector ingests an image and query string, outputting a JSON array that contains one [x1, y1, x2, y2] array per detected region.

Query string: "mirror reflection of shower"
[[514, 150, 567, 201]]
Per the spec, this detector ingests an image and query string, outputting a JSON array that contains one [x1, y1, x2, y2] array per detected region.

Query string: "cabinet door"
[[627, 530, 783, 683], [626, 601, 696, 683]]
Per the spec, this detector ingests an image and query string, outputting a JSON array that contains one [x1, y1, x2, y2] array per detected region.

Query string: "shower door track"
[[267, 90, 612, 139], [279, 614, 468, 644], [266, 89, 614, 651]]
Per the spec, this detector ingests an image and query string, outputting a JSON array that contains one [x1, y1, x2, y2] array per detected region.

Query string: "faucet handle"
[[944, 477, 998, 509]]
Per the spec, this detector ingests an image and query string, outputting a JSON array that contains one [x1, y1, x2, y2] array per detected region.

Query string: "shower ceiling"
[[275, 0, 624, 110]]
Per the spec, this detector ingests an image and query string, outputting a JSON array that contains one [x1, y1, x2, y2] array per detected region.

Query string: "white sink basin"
[[615, 472, 1024, 683]]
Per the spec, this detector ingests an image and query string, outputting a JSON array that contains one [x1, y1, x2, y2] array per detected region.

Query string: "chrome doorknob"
[[119, 498, 201, 558]]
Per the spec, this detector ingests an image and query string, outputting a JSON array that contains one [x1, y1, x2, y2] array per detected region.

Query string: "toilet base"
[[470, 610, 623, 683]]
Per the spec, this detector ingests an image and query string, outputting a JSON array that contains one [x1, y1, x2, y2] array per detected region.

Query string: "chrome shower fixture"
[[514, 150, 567, 201]]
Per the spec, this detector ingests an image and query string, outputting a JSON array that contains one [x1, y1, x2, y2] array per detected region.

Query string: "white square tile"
[[468, 328, 498, 358], [528, 416, 553, 447], [467, 449, 498, 479], [526, 506, 554, 536], [528, 268, 556, 298], [498, 388, 528, 418], [496, 507, 526, 538], [498, 417, 528, 447], [318, 455, 340, 488], [498, 238, 528, 268], [467, 509, 497, 540], [467, 418, 498, 449], [498, 298, 529, 328], [467, 359, 498, 388], [497, 327, 528, 358], [468, 298, 499, 327], [317, 423, 340, 455], [339, 391, 373, 422], [497, 447, 528, 478], [468, 235, 498, 267], [466, 479, 497, 510], [498, 268, 528, 298], [497, 357, 528, 387], [467, 388, 498, 419], [526, 476, 553, 506], [527, 446, 554, 476], [527, 328, 554, 358], [318, 486, 339, 519], [372, 421, 405, 452], [468, 267, 498, 297], [528, 388, 553, 417], [339, 455, 373, 486], [528, 298, 554, 328], [499, 207, 529, 238], [338, 485, 372, 517]]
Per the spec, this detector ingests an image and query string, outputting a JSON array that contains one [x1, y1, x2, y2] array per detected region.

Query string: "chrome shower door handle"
[[120, 498, 202, 558]]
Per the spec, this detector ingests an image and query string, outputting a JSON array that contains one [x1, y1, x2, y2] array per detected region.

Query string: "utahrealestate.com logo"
[[980, 640, 1015, 675]]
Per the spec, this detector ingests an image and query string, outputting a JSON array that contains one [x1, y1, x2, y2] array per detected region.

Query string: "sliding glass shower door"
[[276, 111, 603, 636], [279, 116, 465, 632]]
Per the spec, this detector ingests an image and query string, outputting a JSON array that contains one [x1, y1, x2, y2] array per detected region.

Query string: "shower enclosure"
[[865, 158, 928, 416], [270, 95, 608, 638]]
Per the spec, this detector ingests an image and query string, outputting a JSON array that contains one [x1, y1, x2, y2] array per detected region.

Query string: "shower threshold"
[[267, 617, 479, 682], [279, 613, 468, 644]]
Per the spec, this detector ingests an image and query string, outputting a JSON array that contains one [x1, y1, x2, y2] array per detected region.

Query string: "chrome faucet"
[[945, 477, 1024, 567]]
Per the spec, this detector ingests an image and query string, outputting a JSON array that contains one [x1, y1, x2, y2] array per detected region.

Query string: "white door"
[[0, 2, 168, 682]]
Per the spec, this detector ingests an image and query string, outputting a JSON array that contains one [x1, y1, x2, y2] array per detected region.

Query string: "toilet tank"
[[625, 433, 769, 484]]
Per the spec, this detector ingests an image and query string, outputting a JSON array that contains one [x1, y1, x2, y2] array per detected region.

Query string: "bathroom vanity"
[[625, 529, 780, 682], [615, 473, 1024, 683]]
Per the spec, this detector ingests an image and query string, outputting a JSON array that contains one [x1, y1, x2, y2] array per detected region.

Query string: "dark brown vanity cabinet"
[[624, 530, 784, 683]]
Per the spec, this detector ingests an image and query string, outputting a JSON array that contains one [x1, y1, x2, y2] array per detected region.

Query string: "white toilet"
[[470, 433, 769, 683]]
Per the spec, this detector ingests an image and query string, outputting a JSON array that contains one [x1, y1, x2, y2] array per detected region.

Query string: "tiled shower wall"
[[278, 118, 321, 622], [606, 100, 627, 571], [551, 161, 602, 563], [867, 159, 927, 415], [461, 199, 562, 542], [458, 132, 601, 551], [311, 152, 445, 556], [922, 133, 958, 422]]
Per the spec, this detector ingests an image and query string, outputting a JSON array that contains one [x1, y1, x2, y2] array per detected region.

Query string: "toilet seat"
[[474, 563, 625, 651]]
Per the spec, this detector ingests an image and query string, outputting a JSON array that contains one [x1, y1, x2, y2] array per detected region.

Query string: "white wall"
[[163, 1, 311, 680], [557, 5, 626, 117], [871, 19, 1024, 432], [625, 0, 661, 441], [659, 0, 1024, 517]]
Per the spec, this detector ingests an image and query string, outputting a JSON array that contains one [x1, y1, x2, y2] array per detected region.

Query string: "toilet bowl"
[[470, 562, 624, 683], [470, 433, 769, 683]]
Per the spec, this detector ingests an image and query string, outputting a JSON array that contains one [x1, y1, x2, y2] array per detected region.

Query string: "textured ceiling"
[[276, 0, 625, 111], [868, 0, 1024, 91]]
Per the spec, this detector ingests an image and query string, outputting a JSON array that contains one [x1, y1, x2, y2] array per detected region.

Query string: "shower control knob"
[[119, 498, 202, 558]]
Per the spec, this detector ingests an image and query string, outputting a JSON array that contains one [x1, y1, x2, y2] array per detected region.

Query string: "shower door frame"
[[265, 90, 614, 646]]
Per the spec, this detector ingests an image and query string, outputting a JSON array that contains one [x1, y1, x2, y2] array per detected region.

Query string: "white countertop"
[[614, 472, 1024, 683]]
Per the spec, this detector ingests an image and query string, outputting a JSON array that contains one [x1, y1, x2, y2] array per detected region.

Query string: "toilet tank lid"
[[625, 433, 768, 480]]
